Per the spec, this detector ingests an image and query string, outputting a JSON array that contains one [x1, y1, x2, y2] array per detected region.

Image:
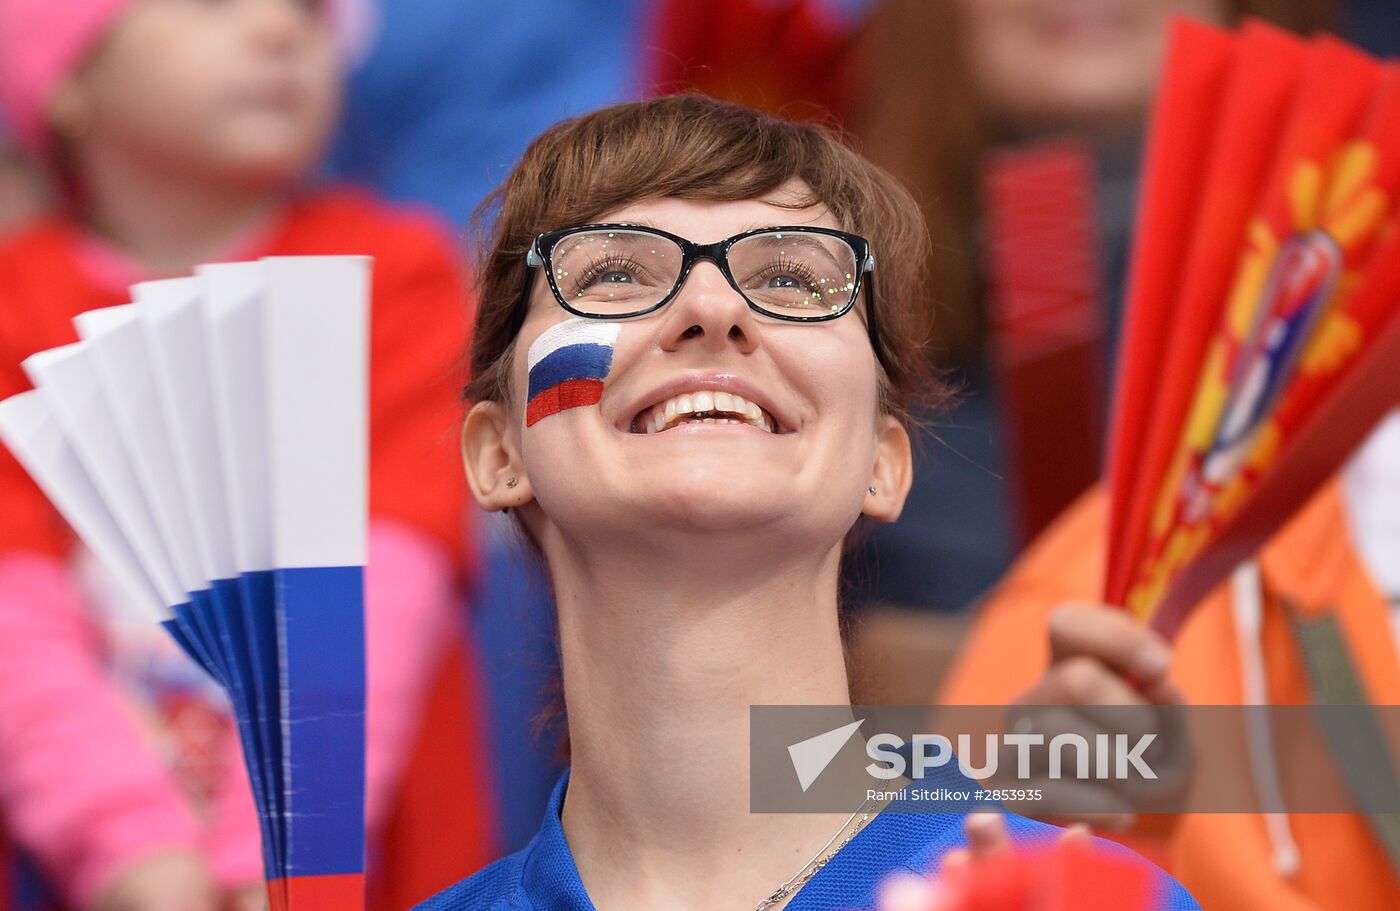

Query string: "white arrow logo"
[[788, 719, 864, 792]]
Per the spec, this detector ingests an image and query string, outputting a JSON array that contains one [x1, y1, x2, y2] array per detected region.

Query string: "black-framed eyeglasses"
[[522, 223, 887, 368]]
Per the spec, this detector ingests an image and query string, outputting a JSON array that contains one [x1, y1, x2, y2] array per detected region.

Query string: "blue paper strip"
[[239, 569, 287, 881], [166, 603, 222, 686], [276, 564, 366, 877], [207, 577, 281, 882]]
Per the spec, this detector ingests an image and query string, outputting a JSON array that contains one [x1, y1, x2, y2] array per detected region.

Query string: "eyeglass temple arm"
[[861, 256, 891, 372]]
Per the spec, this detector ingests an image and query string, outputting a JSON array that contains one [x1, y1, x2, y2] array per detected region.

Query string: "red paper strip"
[[1107, 20, 1308, 609], [1105, 17, 1236, 600]]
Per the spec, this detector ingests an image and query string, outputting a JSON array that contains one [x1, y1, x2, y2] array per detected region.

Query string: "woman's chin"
[[621, 479, 835, 542]]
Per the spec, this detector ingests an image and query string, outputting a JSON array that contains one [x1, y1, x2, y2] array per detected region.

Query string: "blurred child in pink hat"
[[0, 2, 495, 909]]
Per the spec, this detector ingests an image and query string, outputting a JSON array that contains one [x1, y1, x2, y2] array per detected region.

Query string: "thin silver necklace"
[[754, 797, 878, 911]]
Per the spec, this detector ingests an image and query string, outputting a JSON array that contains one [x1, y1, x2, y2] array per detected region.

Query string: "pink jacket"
[[0, 518, 456, 909]]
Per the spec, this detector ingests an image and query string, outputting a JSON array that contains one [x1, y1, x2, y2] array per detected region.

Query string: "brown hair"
[[465, 93, 947, 421], [858, 0, 1339, 365]]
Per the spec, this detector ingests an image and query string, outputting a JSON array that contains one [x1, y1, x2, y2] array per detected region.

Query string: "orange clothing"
[[940, 482, 1400, 911]]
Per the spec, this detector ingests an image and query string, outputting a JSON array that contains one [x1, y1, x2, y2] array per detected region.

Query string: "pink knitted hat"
[[0, 0, 132, 154], [0, 0, 365, 156]]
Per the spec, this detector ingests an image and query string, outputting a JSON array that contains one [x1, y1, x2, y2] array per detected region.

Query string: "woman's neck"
[[74, 146, 287, 278], [549, 539, 865, 910]]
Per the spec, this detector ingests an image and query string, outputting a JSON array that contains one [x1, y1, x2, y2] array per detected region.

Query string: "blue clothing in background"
[[1343, 0, 1400, 56], [415, 770, 1200, 910], [328, 0, 647, 229]]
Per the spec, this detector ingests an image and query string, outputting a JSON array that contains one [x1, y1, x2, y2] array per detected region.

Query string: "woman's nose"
[[658, 262, 758, 357]]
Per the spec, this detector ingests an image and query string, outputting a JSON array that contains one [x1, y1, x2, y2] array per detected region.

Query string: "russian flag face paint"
[[525, 318, 623, 427]]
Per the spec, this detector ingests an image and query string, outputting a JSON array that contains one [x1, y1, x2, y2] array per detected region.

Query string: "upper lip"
[[614, 372, 794, 434]]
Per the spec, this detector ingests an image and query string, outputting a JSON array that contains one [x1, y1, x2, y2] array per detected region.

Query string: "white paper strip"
[[1, 378, 174, 623], [262, 256, 370, 568], [22, 343, 185, 609], [135, 279, 239, 582], [75, 305, 207, 595], [198, 261, 274, 575]]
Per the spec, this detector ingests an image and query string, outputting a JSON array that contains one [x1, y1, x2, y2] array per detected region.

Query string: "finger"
[[999, 777, 1137, 831], [1049, 603, 1173, 686], [1038, 655, 1147, 707], [1116, 699, 1196, 810], [1058, 822, 1094, 853], [940, 847, 971, 876], [999, 701, 1187, 817], [994, 704, 1106, 782], [1142, 676, 1187, 708], [964, 811, 1011, 858], [876, 872, 937, 911], [1014, 677, 1163, 763]]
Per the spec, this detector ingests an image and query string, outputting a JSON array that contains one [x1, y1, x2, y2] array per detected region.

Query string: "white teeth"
[[635, 389, 780, 434]]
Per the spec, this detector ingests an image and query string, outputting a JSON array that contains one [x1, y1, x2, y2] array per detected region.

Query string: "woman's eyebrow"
[[739, 232, 848, 272]]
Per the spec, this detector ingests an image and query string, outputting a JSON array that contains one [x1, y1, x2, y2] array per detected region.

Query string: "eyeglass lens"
[[547, 229, 860, 318]]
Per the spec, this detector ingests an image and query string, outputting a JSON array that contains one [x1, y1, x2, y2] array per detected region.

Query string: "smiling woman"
[[419, 94, 1199, 911]]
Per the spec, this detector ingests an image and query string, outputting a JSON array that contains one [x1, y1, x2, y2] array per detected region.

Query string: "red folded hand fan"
[[1107, 18, 1400, 637]]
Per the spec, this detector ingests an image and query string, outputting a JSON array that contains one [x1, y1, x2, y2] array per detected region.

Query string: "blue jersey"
[[416, 771, 1200, 910]]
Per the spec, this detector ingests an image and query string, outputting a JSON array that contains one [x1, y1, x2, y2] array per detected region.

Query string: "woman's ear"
[[462, 400, 532, 512], [863, 414, 913, 522]]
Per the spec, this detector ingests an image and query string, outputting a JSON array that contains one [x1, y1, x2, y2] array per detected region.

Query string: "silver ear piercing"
[[868, 486, 877, 495]]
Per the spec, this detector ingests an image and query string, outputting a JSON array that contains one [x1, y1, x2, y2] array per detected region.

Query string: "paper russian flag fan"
[[0, 256, 370, 911], [1106, 19, 1400, 637]]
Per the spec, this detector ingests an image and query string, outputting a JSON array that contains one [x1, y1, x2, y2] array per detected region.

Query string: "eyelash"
[[573, 254, 644, 292], [753, 255, 818, 289]]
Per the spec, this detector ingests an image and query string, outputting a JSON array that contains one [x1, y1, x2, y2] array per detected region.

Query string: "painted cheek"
[[524, 318, 624, 427]]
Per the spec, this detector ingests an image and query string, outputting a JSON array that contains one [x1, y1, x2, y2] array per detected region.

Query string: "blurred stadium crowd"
[[0, 1, 1396, 910]]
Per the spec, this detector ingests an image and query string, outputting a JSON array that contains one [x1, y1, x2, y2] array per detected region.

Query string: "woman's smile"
[[631, 391, 775, 434], [616, 371, 793, 436]]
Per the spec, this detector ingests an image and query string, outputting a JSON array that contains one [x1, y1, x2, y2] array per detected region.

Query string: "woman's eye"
[[571, 255, 648, 295], [751, 261, 818, 293]]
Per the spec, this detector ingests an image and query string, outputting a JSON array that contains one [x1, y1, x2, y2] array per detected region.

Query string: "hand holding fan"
[[0, 256, 370, 911]]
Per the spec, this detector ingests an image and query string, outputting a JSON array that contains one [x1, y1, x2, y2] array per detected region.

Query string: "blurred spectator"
[[0, 136, 47, 238], [0, 1, 493, 908], [327, 0, 645, 229], [849, 0, 1337, 619]]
